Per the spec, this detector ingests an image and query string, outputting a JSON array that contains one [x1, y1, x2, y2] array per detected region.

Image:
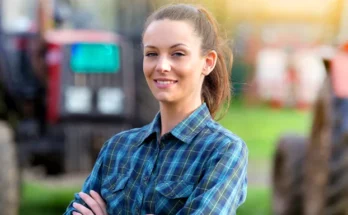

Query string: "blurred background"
[[0, 0, 348, 214]]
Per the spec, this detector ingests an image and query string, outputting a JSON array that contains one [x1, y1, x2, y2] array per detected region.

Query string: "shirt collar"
[[141, 103, 212, 144], [171, 103, 211, 144], [141, 111, 161, 143]]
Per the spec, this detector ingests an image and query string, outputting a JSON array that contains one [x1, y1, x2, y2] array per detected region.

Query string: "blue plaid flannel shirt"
[[64, 103, 248, 215]]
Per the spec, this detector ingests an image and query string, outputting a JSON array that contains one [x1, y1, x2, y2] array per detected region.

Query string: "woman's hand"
[[72, 190, 107, 215]]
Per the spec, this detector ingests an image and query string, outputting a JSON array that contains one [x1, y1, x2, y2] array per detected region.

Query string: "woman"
[[65, 3, 248, 215]]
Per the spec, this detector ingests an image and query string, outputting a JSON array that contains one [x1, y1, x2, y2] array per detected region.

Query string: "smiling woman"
[[64, 3, 248, 215], [143, 19, 209, 113]]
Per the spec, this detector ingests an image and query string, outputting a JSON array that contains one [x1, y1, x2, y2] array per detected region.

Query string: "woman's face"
[[142, 19, 209, 106]]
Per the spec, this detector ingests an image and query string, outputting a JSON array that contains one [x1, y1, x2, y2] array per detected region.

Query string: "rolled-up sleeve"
[[176, 139, 248, 215], [63, 143, 108, 215]]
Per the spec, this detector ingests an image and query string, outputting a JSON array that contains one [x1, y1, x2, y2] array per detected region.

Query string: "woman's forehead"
[[143, 19, 201, 48]]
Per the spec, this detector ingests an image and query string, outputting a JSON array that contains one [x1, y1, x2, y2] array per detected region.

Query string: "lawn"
[[237, 186, 271, 215], [219, 101, 311, 160], [20, 182, 271, 215], [20, 182, 77, 215], [20, 101, 312, 215]]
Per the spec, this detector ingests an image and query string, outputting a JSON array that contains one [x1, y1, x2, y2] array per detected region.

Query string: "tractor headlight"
[[65, 87, 92, 113], [97, 88, 124, 114]]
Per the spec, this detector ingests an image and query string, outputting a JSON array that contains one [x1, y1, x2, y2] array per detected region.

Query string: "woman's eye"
[[145, 53, 157, 57], [173, 52, 185, 57]]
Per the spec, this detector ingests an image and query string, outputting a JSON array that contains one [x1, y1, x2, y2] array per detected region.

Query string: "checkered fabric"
[[64, 103, 248, 215]]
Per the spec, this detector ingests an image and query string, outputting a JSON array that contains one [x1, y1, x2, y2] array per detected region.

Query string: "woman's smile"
[[154, 78, 178, 89], [143, 19, 206, 104]]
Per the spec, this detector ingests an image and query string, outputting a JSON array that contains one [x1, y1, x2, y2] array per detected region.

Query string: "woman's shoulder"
[[204, 120, 247, 151]]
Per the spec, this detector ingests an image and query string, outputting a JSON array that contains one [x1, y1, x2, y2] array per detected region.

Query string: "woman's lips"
[[154, 79, 178, 89]]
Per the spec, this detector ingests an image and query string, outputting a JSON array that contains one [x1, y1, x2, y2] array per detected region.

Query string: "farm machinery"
[[0, 0, 158, 214], [272, 42, 348, 215]]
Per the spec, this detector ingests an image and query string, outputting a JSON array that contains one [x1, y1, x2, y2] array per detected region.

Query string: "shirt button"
[[144, 176, 149, 183]]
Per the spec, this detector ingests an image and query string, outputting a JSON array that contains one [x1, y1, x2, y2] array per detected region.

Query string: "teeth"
[[157, 80, 175, 85]]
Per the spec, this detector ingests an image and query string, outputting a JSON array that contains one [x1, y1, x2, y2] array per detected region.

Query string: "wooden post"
[[304, 78, 333, 215]]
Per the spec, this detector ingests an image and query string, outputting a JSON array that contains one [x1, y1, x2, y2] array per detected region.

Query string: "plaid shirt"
[[64, 103, 248, 215]]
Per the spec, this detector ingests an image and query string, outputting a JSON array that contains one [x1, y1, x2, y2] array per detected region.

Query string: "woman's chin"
[[157, 98, 173, 103], [155, 95, 175, 104]]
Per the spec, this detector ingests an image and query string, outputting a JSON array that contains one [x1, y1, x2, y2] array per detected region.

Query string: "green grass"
[[219, 101, 311, 160], [20, 101, 311, 215], [20, 182, 78, 215], [20, 183, 271, 215], [237, 186, 271, 215]]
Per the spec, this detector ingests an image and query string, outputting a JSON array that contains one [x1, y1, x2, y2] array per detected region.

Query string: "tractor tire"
[[272, 134, 308, 215], [323, 143, 348, 215], [0, 121, 20, 215]]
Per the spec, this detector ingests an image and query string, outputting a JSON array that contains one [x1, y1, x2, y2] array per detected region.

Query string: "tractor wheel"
[[324, 143, 348, 215], [0, 121, 20, 215], [272, 134, 308, 215]]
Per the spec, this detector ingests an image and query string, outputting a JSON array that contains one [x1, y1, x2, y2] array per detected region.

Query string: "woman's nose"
[[155, 56, 171, 73]]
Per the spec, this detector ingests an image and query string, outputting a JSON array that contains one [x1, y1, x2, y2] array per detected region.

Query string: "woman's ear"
[[203, 50, 218, 76]]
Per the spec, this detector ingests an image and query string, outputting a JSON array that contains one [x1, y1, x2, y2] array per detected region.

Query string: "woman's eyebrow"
[[144, 43, 188, 49], [144, 45, 157, 49], [170, 43, 188, 49]]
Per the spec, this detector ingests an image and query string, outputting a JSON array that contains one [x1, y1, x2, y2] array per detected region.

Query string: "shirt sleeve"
[[63, 142, 108, 215], [176, 139, 248, 215]]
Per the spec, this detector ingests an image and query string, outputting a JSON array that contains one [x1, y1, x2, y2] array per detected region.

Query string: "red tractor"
[[0, 0, 158, 214]]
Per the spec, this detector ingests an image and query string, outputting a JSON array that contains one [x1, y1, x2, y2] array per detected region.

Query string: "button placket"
[[135, 205, 140, 215], [143, 175, 149, 184]]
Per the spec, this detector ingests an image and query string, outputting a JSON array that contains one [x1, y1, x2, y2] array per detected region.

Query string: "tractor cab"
[[0, 0, 157, 174], [44, 29, 135, 124]]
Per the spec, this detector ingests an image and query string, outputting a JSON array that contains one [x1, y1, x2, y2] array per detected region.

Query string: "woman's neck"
[[159, 100, 202, 136]]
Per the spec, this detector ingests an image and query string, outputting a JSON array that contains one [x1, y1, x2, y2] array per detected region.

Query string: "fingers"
[[72, 212, 82, 215], [72, 202, 94, 215], [78, 192, 105, 215], [90, 190, 107, 214]]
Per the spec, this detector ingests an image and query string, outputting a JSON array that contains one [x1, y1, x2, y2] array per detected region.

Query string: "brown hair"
[[142, 4, 232, 119]]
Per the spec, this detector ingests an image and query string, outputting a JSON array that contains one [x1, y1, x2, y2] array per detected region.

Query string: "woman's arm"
[[176, 139, 248, 215]]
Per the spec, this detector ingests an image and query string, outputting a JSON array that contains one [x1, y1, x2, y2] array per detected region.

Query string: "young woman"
[[65, 3, 248, 215]]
